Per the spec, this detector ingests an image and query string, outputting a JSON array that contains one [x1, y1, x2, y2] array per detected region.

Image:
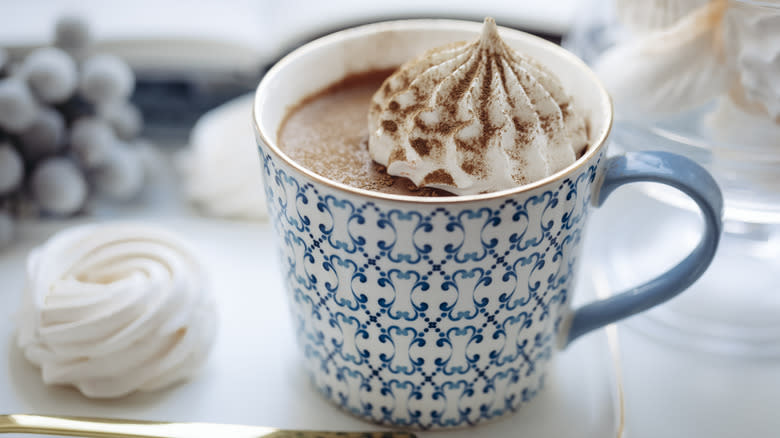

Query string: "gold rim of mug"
[[253, 19, 614, 205]]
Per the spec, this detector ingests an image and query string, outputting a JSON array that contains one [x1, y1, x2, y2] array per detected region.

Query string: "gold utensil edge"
[[0, 414, 416, 438]]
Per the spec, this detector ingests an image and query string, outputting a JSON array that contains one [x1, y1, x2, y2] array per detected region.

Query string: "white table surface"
[[0, 156, 622, 437]]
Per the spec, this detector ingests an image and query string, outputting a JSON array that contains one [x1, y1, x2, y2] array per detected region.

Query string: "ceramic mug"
[[253, 20, 723, 429]]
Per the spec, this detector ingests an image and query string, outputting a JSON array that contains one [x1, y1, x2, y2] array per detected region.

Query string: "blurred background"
[[0, 0, 579, 137]]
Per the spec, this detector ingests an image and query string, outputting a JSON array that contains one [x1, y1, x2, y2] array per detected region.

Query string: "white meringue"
[[595, 0, 729, 119], [178, 93, 268, 220], [614, 0, 712, 33], [16, 223, 216, 399], [368, 18, 588, 195], [723, 3, 780, 123]]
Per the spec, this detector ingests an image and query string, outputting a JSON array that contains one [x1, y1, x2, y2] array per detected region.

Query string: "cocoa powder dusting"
[[277, 69, 454, 197], [512, 118, 533, 147], [559, 102, 570, 116], [414, 113, 463, 136], [388, 147, 406, 163], [441, 51, 482, 118], [381, 120, 398, 133], [494, 53, 508, 94], [423, 169, 455, 186], [410, 138, 431, 156], [452, 52, 495, 179], [460, 160, 479, 176], [538, 114, 559, 136]]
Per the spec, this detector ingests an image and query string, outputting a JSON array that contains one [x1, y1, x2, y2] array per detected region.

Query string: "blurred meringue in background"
[[177, 94, 268, 221], [720, 3, 780, 128], [592, 0, 779, 148], [595, 0, 728, 119]]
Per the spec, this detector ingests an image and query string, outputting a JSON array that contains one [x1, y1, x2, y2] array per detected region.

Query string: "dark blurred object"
[[131, 71, 257, 141]]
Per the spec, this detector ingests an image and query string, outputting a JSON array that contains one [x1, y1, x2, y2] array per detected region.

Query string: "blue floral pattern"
[[259, 146, 602, 429]]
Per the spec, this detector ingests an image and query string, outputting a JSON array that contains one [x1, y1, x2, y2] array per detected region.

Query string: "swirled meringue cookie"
[[368, 18, 589, 196], [16, 223, 217, 399], [614, 0, 712, 33], [178, 94, 268, 220]]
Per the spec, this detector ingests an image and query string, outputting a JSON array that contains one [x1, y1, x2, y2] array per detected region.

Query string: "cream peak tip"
[[479, 17, 501, 50]]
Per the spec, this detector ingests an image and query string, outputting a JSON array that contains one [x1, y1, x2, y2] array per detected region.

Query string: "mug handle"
[[563, 151, 724, 347]]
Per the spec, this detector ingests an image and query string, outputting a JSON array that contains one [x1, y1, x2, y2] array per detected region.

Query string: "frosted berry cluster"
[[0, 16, 154, 249]]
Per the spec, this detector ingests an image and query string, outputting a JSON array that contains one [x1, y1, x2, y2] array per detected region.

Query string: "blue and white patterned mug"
[[253, 20, 723, 429]]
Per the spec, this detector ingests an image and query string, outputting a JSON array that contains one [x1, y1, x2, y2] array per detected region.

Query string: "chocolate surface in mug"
[[277, 69, 453, 197]]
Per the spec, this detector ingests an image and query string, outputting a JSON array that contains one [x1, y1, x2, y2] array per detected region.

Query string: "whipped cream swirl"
[[16, 223, 217, 399], [368, 17, 588, 195]]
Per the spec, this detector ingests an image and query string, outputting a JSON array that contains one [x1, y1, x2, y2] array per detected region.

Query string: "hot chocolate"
[[278, 18, 589, 197], [277, 69, 452, 197]]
